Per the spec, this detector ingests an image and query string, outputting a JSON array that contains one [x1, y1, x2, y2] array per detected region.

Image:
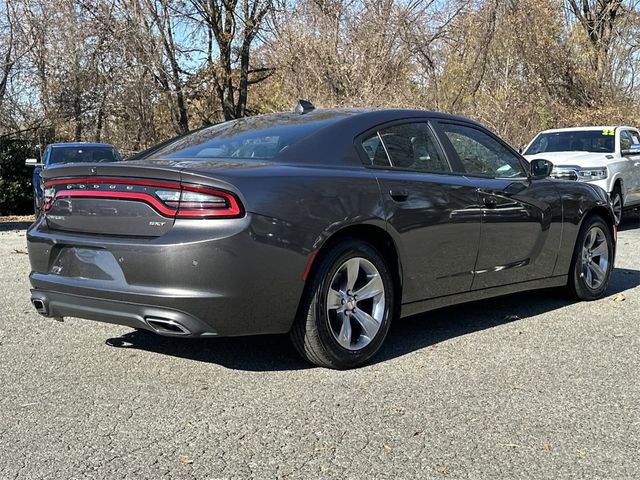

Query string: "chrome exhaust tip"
[[32, 298, 47, 315], [145, 317, 191, 336]]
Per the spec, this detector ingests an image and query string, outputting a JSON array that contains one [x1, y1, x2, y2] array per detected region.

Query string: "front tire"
[[567, 215, 614, 300], [290, 240, 395, 369], [610, 186, 623, 226]]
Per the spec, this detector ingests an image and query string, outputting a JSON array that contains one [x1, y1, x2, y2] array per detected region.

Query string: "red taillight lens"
[[42, 177, 243, 219], [174, 185, 241, 218], [42, 187, 56, 211]]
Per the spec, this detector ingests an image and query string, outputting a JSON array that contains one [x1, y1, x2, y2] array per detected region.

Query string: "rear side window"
[[361, 122, 450, 173], [440, 123, 526, 178]]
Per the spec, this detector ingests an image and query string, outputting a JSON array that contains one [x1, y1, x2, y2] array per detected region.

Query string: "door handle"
[[483, 196, 497, 208], [634, 162, 640, 167], [389, 189, 409, 202]]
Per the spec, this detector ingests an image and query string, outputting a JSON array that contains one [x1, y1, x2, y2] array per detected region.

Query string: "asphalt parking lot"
[[0, 215, 638, 479]]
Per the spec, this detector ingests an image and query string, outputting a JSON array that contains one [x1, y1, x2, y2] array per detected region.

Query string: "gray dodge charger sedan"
[[27, 106, 616, 369]]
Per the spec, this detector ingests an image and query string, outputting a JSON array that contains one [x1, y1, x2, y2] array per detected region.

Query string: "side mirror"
[[530, 158, 553, 179], [517, 146, 523, 154], [25, 158, 42, 167]]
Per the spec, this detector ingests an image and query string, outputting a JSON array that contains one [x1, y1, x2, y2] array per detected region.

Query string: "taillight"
[[42, 187, 56, 210], [160, 185, 241, 218], [42, 177, 243, 219]]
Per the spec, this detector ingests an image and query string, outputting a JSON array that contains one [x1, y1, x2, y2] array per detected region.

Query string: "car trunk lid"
[[40, 162, 242, 237]]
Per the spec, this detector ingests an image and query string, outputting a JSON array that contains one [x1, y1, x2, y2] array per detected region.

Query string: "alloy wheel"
[[580, 226, 610, 290], [326, 257, 386, 350]]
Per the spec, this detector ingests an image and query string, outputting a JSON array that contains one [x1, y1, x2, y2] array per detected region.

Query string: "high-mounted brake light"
[[42, 177, 243, 218]]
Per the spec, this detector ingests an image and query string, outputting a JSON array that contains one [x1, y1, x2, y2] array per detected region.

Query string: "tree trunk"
[[74, 93, 82, 141]]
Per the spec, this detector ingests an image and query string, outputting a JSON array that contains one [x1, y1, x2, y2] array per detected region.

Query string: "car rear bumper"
[[30, 288, 217, 336], [27, 214, 309, 337]]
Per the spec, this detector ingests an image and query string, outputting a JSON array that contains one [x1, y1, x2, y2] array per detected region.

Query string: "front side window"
[[361, 122, 450, 173], [621, 130, 640, 155], [440, 123, 526, 178], [620, 130, 633, 151]]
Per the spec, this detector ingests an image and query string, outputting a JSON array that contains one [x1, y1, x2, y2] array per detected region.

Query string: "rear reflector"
[[42, 177, 243, 218]]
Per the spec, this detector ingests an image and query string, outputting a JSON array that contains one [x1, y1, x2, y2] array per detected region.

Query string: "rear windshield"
[[147, 113, 346, 160], [50, 147, 121, 164], [524, 130, 615, 155]]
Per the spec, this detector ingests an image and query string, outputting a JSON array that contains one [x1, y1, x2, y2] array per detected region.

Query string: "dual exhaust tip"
[[30, 296, 190, 335]]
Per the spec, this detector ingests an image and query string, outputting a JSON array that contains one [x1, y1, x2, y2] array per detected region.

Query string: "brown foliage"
[[0, 0, 638, 152]]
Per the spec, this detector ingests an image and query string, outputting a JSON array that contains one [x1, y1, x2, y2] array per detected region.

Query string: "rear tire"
[[610, 186, 623, 226], [290, 239, 395, 369], [567, 215, 614, 300]]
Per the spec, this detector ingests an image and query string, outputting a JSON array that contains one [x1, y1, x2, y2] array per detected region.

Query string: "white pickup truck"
[[523, 126, 640, 224]]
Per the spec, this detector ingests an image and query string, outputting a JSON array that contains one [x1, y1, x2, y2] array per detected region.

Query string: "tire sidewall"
[[311, 240, 394, 368]]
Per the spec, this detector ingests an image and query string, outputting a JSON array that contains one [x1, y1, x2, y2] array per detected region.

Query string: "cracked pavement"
[[0, 215, 638, 479]]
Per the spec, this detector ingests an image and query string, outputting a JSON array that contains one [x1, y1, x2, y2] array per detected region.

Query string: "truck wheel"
[[611, 186, 623, 225]]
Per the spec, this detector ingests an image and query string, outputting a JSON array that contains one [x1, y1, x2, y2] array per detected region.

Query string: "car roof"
[[49, 142, 115, 148], [271, 108, 488, 165], [253, 107, 480, 126]]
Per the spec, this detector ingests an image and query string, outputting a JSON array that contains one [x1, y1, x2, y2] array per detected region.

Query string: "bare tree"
[[565, 0, 629, 85], [185, 0, 274, 120], [0, 2, 17, 108], [141, 0, 190, 133]]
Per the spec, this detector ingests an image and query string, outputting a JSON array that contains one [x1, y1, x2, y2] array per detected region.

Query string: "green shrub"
[[0, 139, 36, 216]]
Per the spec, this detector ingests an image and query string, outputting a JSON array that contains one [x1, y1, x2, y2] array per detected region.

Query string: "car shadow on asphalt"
[[105, 266, 640, 372], [375, 266, 639, 366]]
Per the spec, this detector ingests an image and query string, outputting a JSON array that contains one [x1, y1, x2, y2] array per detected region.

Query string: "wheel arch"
[[303, 223, 403, 306], [610, 175, 624, 196], [580, 205, 616, 245]]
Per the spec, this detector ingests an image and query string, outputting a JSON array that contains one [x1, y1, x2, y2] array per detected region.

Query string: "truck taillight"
[[42, 187, 56, 210]]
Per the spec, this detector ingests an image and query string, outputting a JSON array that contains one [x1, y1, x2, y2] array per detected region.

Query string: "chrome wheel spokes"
[[580, 226, 609, 290], [354, 274, 384, 301], [326, 257, 386, 350]]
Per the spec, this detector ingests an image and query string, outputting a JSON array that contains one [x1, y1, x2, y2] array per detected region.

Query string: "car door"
[[619, 129, 640, 206], [357, 120, 481, 302], [434, 121, 563, 290]]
